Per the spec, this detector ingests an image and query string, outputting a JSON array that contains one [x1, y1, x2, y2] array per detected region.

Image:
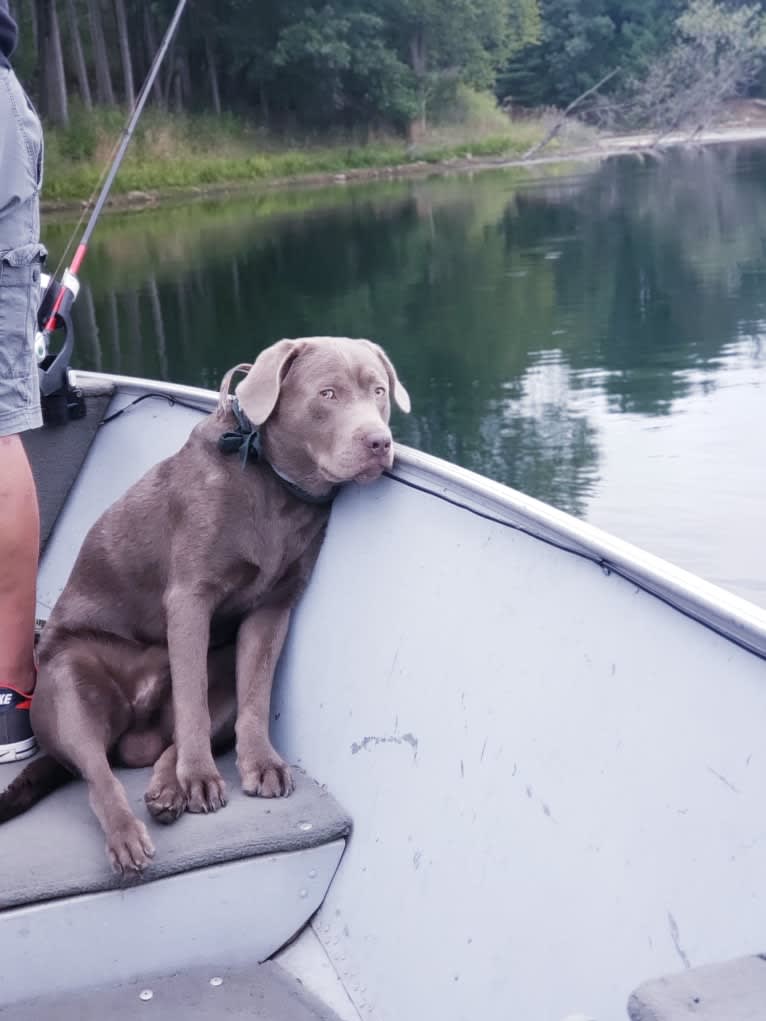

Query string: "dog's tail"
[[0, 755, 72, 822]]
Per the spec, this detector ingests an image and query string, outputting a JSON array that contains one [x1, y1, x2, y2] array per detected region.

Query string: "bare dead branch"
[[522, 68, 620, 160]]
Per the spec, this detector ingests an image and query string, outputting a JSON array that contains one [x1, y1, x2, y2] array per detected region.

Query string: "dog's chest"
[[213, 509, 326, 622]]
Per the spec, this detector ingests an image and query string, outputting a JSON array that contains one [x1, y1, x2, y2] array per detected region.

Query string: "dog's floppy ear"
[[235, 340, 303, 425], [363, 341, 411, 413]]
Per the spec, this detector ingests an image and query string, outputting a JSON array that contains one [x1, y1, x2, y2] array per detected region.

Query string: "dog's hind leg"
[[33, 650, 155, 874]]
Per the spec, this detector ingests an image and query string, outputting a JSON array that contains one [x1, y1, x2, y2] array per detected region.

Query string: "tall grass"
[[42, 91, 552, 203]]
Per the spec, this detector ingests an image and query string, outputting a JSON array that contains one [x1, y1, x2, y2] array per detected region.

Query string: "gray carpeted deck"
[[0, 750, 350, 910]]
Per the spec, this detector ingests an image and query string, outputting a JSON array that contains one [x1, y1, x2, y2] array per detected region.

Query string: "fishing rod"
[[37, 0, 188, 423]]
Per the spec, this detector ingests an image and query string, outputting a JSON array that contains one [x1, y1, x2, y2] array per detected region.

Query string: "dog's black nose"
[[364, 430, 392, 455]]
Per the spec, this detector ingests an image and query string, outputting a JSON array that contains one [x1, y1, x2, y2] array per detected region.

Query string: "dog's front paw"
[[239, 750, 295, 798], [177, 756, 227, 814], [107, 816, 155, 875], [145, 776, 187, 824]]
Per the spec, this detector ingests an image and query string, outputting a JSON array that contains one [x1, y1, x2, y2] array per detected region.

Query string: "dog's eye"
[[320, 388, 336, 400], [374, 386, 387, 397]]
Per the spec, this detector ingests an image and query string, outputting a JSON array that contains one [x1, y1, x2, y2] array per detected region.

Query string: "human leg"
[[0, 64, 45, 757], [0, 434, 39, 697]]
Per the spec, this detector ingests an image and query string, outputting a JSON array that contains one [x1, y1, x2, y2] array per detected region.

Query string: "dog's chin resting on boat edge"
[[0, 336, 410, 875]]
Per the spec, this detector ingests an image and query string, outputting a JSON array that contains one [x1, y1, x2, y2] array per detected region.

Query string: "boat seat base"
[[0, 960, 345, 1020], [0, 751, 350, 1006]]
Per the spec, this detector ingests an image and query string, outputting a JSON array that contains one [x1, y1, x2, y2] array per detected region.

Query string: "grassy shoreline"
[[41, 105, 566, 210], [41, 101, 766, 212], [42, 134, 529, 203]]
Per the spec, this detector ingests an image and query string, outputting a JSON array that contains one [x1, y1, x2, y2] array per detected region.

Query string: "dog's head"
[[219, 337, 410, 491]]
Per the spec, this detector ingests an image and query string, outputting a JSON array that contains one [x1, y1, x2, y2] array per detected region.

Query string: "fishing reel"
[[36, 272, 86, 427]]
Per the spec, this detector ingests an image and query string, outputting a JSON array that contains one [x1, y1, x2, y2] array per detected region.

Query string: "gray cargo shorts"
[[0, 65, 46, 436]]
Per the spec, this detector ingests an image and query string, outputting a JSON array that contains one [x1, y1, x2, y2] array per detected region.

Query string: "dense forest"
[[10, 0, 766, 137]]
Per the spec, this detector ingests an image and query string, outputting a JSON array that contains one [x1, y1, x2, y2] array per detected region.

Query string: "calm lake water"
[[44, 144, 766, 606]]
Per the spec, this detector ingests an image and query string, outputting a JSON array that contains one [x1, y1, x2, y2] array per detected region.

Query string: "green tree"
[[376, 0, 540, 136], [273, 5, 416, 129], [22, 0, 538, 134], [504, 0, 684, 109]]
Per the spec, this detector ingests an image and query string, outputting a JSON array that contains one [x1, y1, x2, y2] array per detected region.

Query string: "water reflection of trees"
[[515, 144, 766, 414], [42, 144, 766, 513]]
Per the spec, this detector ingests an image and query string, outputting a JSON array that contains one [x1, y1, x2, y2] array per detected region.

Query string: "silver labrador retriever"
[[0, 336, 410, 872]]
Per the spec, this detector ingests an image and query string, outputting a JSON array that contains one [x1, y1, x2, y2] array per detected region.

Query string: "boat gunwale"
[[74, 369, 766, 659]]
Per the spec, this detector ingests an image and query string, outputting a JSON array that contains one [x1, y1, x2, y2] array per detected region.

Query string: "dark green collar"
[[218, 398, 339, 507]]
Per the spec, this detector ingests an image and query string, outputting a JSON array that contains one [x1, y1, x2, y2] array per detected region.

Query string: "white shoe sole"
[[0, 736, 37, 763]]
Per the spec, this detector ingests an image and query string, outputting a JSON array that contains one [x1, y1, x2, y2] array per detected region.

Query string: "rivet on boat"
[[139, 989, 153, 1001], [209, 977, 223, 987], [308, 869, 317, 879], [299, 888, 308, 898]]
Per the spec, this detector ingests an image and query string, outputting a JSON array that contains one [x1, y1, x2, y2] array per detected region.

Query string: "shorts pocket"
[[0, 243, 47, 380], [22, 90, 44, 189]]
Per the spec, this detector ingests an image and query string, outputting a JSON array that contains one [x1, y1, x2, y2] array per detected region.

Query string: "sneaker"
[[0, 686, 37, 763]]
